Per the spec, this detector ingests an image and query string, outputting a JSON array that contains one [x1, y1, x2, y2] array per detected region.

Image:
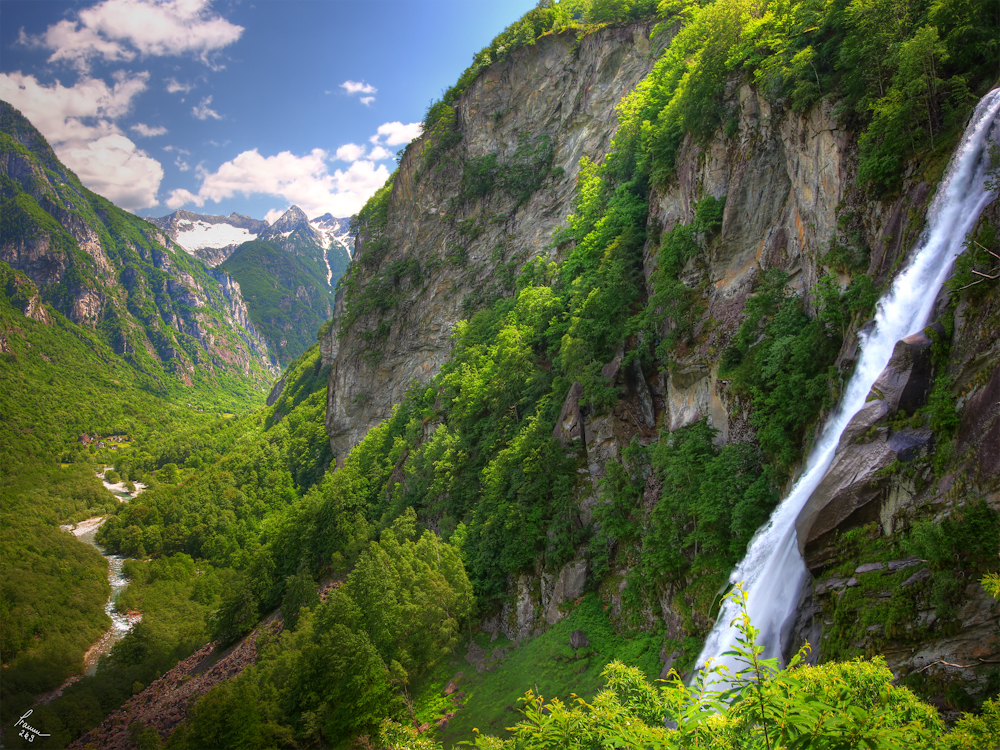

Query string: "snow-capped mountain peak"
[[309, 213, 353, 257]]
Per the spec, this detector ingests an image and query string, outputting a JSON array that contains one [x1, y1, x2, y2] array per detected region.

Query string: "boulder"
[[866, 330, 936, 415], [796, 330, 942, 567], [836, 400, 889, 452], [886, 427, 934, 462], [602, 356, 623, 381], [443, 672, 463, 695], [796, 435, 896, 564], [666, 362, 712, 432], [266, 375, 286, 407]]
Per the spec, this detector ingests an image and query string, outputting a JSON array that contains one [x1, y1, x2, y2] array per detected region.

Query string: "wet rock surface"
[[796, 326, 946, 567]]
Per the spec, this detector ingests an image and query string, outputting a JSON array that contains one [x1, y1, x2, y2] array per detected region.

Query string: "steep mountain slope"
[[309, 213, 353, 260], [153, 205, 351, 364], [219, 236, 337, 366], [324, 21, 660, 458], [0, 101, 275, 390], [256, 206, 350, 285], [320, 0, 1000, 716]]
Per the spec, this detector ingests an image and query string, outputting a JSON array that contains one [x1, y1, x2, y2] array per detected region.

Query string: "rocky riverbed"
[[43, 514, 143, 704]]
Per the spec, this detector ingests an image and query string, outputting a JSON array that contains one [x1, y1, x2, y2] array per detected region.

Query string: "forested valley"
[[2, 0, 1000, 748]]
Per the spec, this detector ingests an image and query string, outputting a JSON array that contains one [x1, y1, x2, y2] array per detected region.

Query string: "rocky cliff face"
[[321, 21, 999, 709], [324, 22, 659, 459], [0, 101, 275, 386]]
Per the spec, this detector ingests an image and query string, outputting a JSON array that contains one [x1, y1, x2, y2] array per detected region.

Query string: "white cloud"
[[130, 122, 167, 137], [0, 70, 147, 143], [192, 96, 221, 120], [63, 134, 163, 209], [166, 148, 390, 218], [370, 121, 423, 147], [25, 0, 243, 72], [368, 145, 394, 161], [263, 208, 284, 224], [0, 70, 162, 210], [165, 77, 194, 94], [360, 96, 375, 106], [340, 80, 376, 95], [335, 143, 366, 162], [175, 156, 191, 172]]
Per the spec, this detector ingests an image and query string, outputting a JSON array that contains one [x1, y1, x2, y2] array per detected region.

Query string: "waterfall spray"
[[695, 89, 1000, 677]]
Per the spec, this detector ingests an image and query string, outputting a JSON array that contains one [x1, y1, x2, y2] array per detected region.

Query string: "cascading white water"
[[695, 89, 1000, 677]]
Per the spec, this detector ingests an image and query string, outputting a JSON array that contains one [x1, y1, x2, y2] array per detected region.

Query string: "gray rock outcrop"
[[795, 329, 941, 567], [325, 23, 659, 461]]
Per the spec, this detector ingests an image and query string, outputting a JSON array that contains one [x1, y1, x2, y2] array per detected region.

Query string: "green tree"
[[210, 575, 259, 647], [280, 568, 318, 631]]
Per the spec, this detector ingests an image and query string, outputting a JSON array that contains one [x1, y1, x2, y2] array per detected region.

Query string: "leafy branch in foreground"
[[432, 583, 1000, 750]]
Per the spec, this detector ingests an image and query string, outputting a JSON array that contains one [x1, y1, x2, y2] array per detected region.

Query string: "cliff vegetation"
[[2, 0, 999, 747]]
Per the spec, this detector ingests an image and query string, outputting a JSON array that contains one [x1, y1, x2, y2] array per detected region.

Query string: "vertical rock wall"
[[325, 23, 659, 460]]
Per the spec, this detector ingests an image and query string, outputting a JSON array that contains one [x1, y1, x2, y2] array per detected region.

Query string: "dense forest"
[[220, 239, 337, 367], [2, 0, 999, 748]]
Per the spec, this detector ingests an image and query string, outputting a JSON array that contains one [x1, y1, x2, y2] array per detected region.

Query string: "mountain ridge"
[[0, 99, 276, 389], [150, 206, 352, 269]]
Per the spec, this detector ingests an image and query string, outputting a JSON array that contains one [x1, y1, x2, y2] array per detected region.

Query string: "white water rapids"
[[695, 89, 1000, 676]]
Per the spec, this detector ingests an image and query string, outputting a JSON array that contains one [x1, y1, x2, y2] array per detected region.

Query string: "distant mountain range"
[[0, 100, 275, 390], [150, 206, 352, 366], [149, 207, 352, 272], [1, 96, 357, 382]]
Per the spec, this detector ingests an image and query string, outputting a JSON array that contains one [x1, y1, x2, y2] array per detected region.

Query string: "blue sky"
[[0, 0, 538, 221]]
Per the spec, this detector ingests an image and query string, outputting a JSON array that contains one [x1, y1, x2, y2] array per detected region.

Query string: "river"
[[59, 469, 146, 675], [66, 518, 142, 675]]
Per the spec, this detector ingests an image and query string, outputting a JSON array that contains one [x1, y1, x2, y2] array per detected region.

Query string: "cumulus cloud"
[[335, 143, 366, 162], [340, 80, 376, 95], [368, 145, 394, 161], [360, 96, 375, 107], [263, 208, 284, 224], [130, 122, 167, 137], [0, 70, 147, 143], [370, 121, 423, 147], [165, 77, 194, 94], [175, 156, 191, 172], [63, 134, 164, 208], [0, 70, 162, 209], [192, 96, 221, 120], [166, 147, 390, 218], [24, 0, 243, 72]]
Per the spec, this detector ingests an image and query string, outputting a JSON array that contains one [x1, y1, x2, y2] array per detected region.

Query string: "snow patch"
[[310, 218, 352, 257], [322, 247, 333, 284], [174, 221, 257, 251]]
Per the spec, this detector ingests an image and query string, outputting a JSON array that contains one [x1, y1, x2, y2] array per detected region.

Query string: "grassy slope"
[[410, 594, 666, 744]]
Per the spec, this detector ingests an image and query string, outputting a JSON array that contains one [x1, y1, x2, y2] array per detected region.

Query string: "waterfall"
[[695, 89, 1000, 677]]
